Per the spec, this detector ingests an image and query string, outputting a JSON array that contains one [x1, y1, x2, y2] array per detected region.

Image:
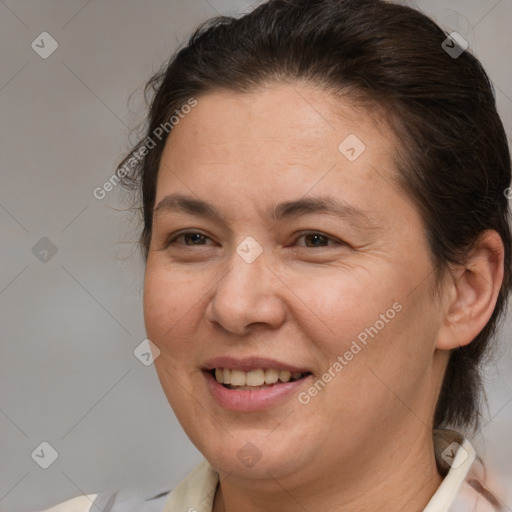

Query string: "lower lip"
[[203, 370, 312, 412]]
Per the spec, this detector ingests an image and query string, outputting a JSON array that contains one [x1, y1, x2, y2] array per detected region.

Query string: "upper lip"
[[202, 356, 312, 374]]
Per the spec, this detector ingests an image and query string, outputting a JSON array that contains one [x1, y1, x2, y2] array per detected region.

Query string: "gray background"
[[1, 1, 511, 510]]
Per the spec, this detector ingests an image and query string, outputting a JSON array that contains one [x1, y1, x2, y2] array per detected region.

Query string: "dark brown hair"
[[118, 0, 512, 432]]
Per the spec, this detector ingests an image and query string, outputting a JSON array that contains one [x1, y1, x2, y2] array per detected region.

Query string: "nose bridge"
[[221, 233, 269, 292], [206, 238, 285, 333], [220, 239, 271, 306]]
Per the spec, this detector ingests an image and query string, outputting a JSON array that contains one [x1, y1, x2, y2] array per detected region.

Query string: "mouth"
[[201, 356, 314, 411], [209, 368, 312, 390]]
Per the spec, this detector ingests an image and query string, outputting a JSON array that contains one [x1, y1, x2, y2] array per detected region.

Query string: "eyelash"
[[164, 231, 343, 249]]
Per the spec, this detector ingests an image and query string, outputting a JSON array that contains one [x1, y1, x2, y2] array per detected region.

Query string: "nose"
[[205, 246, 286, 335]]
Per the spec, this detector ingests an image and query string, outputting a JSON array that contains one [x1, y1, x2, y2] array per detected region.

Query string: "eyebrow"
[[153, 193, 377, 228]]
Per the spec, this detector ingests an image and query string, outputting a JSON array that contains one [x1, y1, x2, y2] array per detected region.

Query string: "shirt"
[[35, 429, 504, 512]]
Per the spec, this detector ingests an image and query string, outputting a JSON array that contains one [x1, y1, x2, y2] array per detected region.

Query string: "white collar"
[[424, 436, 477, 511]]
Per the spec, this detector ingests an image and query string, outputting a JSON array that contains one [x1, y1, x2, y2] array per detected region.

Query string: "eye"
[[163, 230, 343, 250], [294, 232, 342, 248], [166, 231, 214, 247]]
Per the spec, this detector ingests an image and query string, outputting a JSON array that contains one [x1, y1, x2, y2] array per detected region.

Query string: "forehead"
[[156, 83, 401, 215], [168, 83, 389, 156]]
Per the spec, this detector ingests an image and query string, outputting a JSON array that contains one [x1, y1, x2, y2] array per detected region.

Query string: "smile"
[[212, 368, 309, 389]]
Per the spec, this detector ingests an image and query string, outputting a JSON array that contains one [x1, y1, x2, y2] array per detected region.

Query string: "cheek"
[[284, 265, 401, 353], [299, 265, 433, 390], [142, 260, 207, 351]]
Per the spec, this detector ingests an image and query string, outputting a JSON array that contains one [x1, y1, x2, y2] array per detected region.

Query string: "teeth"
[[230, 369, 246, 386], [213, 368, 306, 386], [264, 369, 279, 384], [279, 370, 291, 382], [246, 369, 265, 386]]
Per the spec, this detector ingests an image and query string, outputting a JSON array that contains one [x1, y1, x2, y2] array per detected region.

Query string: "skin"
[[143, 82, 504, 512]]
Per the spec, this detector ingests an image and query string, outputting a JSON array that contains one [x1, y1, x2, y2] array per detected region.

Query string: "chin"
[[196, 430, 311, 481]]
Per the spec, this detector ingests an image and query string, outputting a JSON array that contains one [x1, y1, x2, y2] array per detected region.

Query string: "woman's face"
[[144, 83, 448, 485]]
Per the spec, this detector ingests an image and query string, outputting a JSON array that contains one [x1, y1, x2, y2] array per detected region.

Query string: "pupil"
[[187, 233, 203, 244], [307, 234, 326, 247]]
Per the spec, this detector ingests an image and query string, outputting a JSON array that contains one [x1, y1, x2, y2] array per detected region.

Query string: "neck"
[[212, 428, 443, 512]]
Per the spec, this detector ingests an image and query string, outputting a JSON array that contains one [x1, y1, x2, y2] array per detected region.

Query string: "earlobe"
[[436, 230, 505, 351]]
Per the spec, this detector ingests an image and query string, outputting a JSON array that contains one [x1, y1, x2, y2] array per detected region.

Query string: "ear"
[[436, 230, 505, 350]]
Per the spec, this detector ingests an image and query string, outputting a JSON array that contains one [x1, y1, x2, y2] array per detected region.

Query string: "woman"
[[39, 0, 511, 510]]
